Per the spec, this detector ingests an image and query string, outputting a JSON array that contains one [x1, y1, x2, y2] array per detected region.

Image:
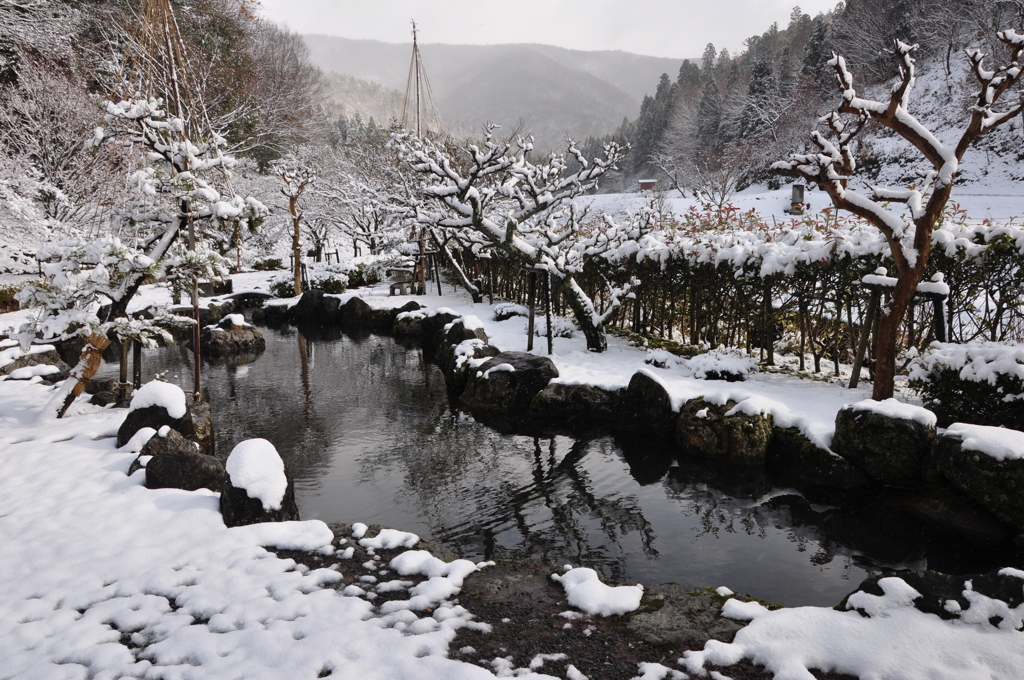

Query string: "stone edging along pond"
[[253, 289, 1024, 545]]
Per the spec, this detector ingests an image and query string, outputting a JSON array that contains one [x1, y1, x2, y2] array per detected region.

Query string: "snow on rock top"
[[223, 313, 247, 327], [0, 343, 56, 369], [847, 398, 937, 427], [128, 380, 187, 419], [945, 423, 1024, 461], [225, 438, 288, 511], [551, 567, 643, 617]]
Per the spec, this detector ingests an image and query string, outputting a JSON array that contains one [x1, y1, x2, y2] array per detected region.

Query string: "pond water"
[[97, 324, 1015, 607]]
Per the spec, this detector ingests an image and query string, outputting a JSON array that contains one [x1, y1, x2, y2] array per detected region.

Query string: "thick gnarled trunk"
[[47, 334, 113, 419], [560, 277, 607, 353]]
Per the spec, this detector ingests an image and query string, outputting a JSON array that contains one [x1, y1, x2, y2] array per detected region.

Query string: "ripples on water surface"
[[98, 324, 1014, 607]]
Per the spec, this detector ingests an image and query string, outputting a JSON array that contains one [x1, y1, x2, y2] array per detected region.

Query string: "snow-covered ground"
[[3, 271, 1024, 679]]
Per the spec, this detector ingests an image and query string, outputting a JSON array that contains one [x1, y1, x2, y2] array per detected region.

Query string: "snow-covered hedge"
[[909, 341, 1024, 429]]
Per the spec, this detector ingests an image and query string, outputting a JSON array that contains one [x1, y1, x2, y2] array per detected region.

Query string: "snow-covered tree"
[[774, 33, 1024, 399], [15, 236, 190, 418], [272, 156, 316, 295], [392, 126, 635, 351]]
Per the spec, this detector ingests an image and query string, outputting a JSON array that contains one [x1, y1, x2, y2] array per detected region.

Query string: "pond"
[[96, 324, 1015, 607]]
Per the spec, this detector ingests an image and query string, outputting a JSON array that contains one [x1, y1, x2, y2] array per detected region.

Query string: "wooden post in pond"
[[417, 228, 427, 295], [432, 253, 443, 295], [119, 340, 129, 401], [545, 272, 553, 355], [527, 270, 537, 352], [933, 297, 947, 342], [133, 340, 142, 389], [487, 259, 494, 305]]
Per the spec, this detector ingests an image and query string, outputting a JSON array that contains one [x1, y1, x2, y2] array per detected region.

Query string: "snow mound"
[[684, 350, 759, 381], [847, 398, 937, 427], [128, 380, 187, 419], [7, 364, 60, 380], [550, 567, 643, 617], [682, 576, 1024, 680], [359, 528, 420, 550], [945, 423, 1024, 461], [225, 438, 288, 511]]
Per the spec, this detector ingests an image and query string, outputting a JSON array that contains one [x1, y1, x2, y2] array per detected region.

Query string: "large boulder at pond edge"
[[141, 428, 226, 492], [933, 423, 1024, 530], [419, 309, 461, 355], [116, 381, 215, 456], [674, 398, 773, 468], [459, 352, 559, 425], [220, 438, 300, 527], [200, 315, 266, 356], [442, 340, 502, 396], [767, 427, 870, 503], [292, 290, 341, 325], [437, 319, 490, 378], [616, 369, 676, 438], [339, 296, 373, 330], [832, 399, 936, 488], [527, 383, 624, 433]]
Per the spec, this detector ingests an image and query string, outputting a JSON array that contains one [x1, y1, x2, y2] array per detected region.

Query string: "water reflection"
[[96, 325, 1017, 607]]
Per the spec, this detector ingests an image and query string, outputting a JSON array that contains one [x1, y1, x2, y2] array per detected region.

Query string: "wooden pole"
[[133, 340, 142, 389], [849, 289, 879, 389], [527, 270, 536, 352], [545, 272, 553, 355]]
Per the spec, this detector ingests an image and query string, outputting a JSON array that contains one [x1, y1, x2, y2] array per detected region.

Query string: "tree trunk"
[[560, 277, 607, 352], [49, 334, 113, 419], [872, 276, 917, 400], [291, 196, 302, 296]]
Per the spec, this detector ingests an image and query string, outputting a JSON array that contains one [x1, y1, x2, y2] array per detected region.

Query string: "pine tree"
[[738, 60, 779, 140], [700, 43, 717, 80], [801, 16, 833, 94], [677, 59, 702, 102], [695, 79, 722, 151]]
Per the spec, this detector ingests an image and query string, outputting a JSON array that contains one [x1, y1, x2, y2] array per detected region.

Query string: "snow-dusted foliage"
[[97, 97, 267, 252], [392, 126, 637, 351], [910, 341, 1024, 429]]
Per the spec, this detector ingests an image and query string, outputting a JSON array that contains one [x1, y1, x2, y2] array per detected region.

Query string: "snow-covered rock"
[[934, 424, 1024, 529], [141, 428, 226, 493], [832, 400, 937, 488], [221, 438, 299, 527]]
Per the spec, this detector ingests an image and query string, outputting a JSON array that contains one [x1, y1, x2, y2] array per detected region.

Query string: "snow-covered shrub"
[[531, 315, 576, 339], [252, 257, 283, 271], [645, 348, 684, 369], [494, 303, 528, 321], [683, 349, 759, 382], [308, 262, 351, 294], [909, 342, 1024, 429], [269, 262, 351, 297], [0, 284, 20, 312]]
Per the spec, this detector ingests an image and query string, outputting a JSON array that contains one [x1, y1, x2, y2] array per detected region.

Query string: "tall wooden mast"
[[401, 20, 442, 137]]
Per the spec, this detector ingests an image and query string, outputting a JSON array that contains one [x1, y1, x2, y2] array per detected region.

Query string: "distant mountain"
[[303, 35, 688, 150]]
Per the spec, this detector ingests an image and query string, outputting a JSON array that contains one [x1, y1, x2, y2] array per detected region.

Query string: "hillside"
[[303, 35, 688, 150]]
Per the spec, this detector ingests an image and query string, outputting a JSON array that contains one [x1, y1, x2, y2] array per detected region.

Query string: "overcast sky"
[[257, 0, 841, 59]]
